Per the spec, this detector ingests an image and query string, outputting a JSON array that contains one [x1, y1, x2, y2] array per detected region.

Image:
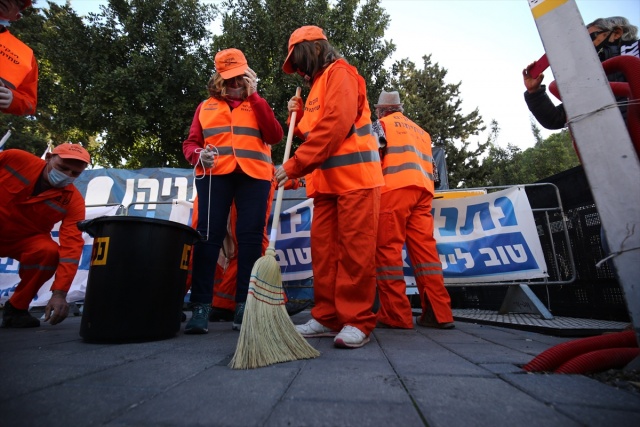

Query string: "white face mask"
[[47, 165, 75, 188]]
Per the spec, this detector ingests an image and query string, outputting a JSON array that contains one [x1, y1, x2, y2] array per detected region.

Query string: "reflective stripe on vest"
[[379, 113, 435, 193], [0, 31, 34, 90], [297, 60, 384, 196], [198, 98, 272, 180]]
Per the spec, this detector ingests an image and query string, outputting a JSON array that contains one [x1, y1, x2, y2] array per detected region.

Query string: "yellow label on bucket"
[[91, 237, 110, 266], [180, 244, 192, 271]]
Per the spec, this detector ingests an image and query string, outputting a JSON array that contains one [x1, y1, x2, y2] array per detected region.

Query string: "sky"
[[47, 0, 639, 150]]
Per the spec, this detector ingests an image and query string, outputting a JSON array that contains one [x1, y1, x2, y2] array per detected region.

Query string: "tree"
[[15, 0, 217, 168], [389, 56, 487, 188], [520, 129, 579, 181], [212, 0, 395, 161], [481, 128, 579, 185]]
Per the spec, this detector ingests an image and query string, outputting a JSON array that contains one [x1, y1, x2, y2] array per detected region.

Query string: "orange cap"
[[282, 25, 327, 74], [52, 143, 91, 164], [215, 48, 248, 80]]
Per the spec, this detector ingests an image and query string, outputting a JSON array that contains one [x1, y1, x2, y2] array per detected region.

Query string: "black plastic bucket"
[[78, 216, 201, 342]]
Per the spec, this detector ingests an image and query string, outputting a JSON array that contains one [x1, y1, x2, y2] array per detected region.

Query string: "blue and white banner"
[[0, 168, 546, 306], [432, 185, 546, 283]]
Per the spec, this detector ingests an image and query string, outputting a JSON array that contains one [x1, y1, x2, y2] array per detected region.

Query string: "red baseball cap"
[[282, 25, 327, 74], [52, 143, 91, 164], [215, 48, 248, 80]]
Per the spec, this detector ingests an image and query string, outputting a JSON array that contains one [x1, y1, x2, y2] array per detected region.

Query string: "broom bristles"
[[229, 253, 320, 369]]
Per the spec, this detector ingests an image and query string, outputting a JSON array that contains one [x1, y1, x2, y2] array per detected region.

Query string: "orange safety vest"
[[0, 149, 86, 292], [0, 31, 34, 92], [379, 113, 435, 194], [297, 61, 384, 196], [197, 98, 273, 180]]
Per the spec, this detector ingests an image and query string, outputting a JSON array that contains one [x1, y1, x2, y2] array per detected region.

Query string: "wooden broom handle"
[[267, 87, 302, 252]]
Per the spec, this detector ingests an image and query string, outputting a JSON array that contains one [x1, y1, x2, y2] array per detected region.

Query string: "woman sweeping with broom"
[[182, 48, 283, 334], [275, 26, 385, 349]]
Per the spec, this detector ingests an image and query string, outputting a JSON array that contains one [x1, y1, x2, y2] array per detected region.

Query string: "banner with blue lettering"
[[0, 167, 545, 307], [431, 185, 547, 283]]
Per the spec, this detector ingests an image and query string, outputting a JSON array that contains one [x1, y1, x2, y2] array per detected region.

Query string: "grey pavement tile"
[[265, 400, 425, 427], [405, 375, 582, 427], [282, 358, 407, 403], [107, 364, 300, 427], [67, 351, 226, 389], [557, 403, 640, 427], [385, 346, 492, 376], [0, 361, 116, 402], [0, 381, 153, 427], [0, 321, 82, 348], [441, 342, 534, 365], [502, 373, 640, 410], [410, 329, 488, 344], [479, 363, 526, 374], [487, 337, 561, 356]]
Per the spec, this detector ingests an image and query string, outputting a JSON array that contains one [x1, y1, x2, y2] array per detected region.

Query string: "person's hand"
[[0, 84, 13, 110], [200, 146, 215, 169], [287, 96, 303, 114], [274, 166, 289, 187], [44, 290, 69, 325], [523, 62, 544, 94], [244, 67, 258, 96]]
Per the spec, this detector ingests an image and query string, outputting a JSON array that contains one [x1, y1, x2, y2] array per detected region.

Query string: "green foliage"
[[481, 129, 580, 185], [389, 56, 487, 188], [9, 0, 488, 178], [11, 0, 216, 167], [212, 0, 394, 162]]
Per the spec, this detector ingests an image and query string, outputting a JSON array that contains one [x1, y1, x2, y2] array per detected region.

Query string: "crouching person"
[[0, 143, 90, 327]]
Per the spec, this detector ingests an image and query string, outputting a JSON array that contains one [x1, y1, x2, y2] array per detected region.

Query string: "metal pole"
[[526, 0, 640, 341]]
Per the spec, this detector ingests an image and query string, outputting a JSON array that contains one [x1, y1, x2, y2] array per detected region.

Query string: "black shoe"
[[1, 300, 41, 328], [184, 303, 211, 335], [209, 307, 234, 322], [232, 302, 245, 331], [285, 300, 312, 316]]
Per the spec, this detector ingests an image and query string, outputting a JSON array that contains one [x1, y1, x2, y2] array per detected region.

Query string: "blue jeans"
[[190, 173, 271, 305]]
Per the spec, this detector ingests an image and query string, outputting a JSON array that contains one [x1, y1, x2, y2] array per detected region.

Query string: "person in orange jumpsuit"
[[185, 174, 306, 321], [0, 143, 90, 328], [0, 0, 37, 116], [275, 26, 385, 349], [372, 90, 454, 330]]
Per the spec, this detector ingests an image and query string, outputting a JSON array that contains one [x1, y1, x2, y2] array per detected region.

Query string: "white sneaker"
[[295, 319, 338, 337], [334, 325, 370, 349]]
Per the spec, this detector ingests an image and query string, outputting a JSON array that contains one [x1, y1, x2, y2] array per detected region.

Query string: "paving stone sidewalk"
[[1, 311, 639, 427]]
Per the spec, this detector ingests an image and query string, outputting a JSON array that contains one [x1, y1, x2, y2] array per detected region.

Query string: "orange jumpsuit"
[[375, 113, 453, 328], [0, 30, 38, 115], [282, 59, 385, 336], [0, 149, 85, 309]]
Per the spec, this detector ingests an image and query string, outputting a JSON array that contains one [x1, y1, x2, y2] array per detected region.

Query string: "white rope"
[[193, 146, 219, 240]]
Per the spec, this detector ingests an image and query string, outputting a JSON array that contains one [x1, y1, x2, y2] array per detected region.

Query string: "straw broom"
[[230, 87, 320, 369]]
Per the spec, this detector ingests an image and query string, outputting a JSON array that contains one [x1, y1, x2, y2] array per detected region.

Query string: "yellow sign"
[[435, 190, 486, 200], [91, 237, 110, 266], [180, 244, 193, 271]]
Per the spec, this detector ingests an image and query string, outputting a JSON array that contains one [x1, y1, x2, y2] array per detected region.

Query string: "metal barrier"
[[411, 183, 577, 319]]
